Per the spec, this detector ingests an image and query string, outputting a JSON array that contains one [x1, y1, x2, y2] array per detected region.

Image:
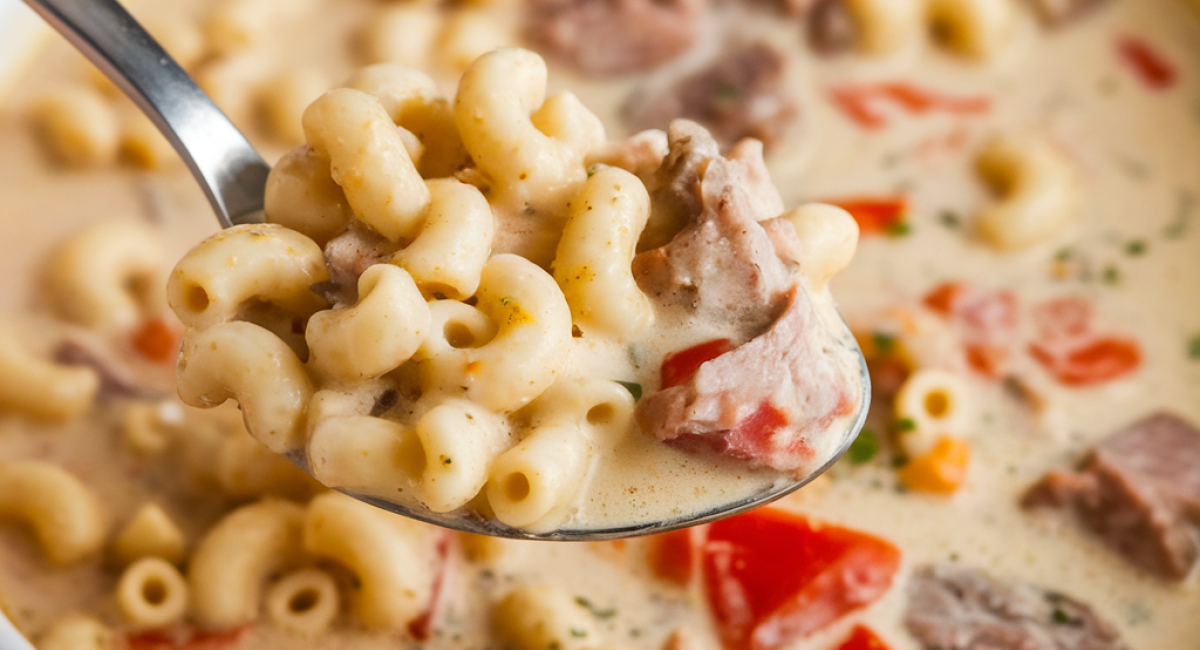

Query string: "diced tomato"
[[828, 197, 908, 236], [924, 282, 1019, 376], [131, 316, 182, 363], [834, 625, 892, 650], [1032, 297, 1092, 341], [661, 339, 735, 389], [408, 530, 452, 640], [647, 526, 706, 585], [1117, 36, 1177, 90], [126, 626, 247, 650], [829, 83, 991, 130], [702, 508, 901, 650], [1029, 337, 1141, 387], [922, 281, 968, 316]]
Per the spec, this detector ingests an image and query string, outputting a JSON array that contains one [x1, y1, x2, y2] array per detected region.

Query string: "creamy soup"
[[1, 0, 1199, 649]]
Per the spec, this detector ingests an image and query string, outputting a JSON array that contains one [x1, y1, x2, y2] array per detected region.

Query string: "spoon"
[[23, 0, 872, 541]]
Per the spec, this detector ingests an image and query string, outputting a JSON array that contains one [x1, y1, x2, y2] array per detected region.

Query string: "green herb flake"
[[1164, 190, 1195, 239], [440, 455, 452, 466], [499, 297, 513, 306], [716, 83, 739, 100], [1102, 265, 1121, 285], [938, 210, 961, 229], [1054, 247, 1074, 262], [892, 452, 910, 469], [847, 428, 880, 465], [570, 628, 588, 638], [894, 418, 916, 432], [549, 643, 561, 650], [872, 332, 896, 356], [885, 220, 912, 238], [1125, 239, 1147, 256], [1188, 335, 1200, 360], [615, 381, 642, 401], [575, 597, 617, 619], [1052, 607, 1079, 625], [587, 164, 603, 177]]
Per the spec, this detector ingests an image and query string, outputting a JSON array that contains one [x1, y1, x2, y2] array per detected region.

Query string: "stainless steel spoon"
[[23, 0, 871, 541]]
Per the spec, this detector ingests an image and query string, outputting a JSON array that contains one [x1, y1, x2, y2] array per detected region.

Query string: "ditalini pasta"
[[169, 48, 864, 533]]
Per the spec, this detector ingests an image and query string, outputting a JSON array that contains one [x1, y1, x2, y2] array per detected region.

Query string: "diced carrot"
[[131, 316, 182, 364], [1117, 36, 1177, 90], [922, 281, 968, 316], [828, 197, 908, 236], [834, 625, 892, 650], [898, 436, 970, 494]]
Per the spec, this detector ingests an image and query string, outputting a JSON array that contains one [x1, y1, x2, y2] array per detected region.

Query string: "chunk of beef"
[[632, 122, 858, 475], [906, 564, 1129, 650], [632, 124, 791, 336], [55, 336, 166, 399], [1021, 412, 1200, 581], [636, 287, 857, 474], [318, 225, 396, 306], [622, 43, 798, 151], [523, 0, 706, 76], [1027, 0, 1112, 27], [807, 0, 856, 55]]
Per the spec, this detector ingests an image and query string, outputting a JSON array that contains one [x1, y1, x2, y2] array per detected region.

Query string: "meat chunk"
[[1027, 0, 1112, 27], [523, 0, 705, 75], [807, 0, 856, 55], [622, 43, 798, 151], [906, 564, 1129, 650], [632, 123, 791, 336], [1021, 412, 1200, 580], [318, 225, 396, 306], [632, 122, 859, 475]]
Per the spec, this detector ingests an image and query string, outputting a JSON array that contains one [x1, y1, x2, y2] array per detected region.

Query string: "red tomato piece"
[[828, 197, 908, 236], [661, 339, 735, 389], [922, 281, 968, 316], [1117, 36, 1177, 90], [647, 526, 706, 585], [702, 508, 901, 650], [127, 626, 248, 650], [924, 282, 1019, 376], [408, 530, 452, 640], [877, 83, 991, 114], [828, 87, 889, 129], [1032, 297, 1093, 341], [834, 625, 892, 650], [1029, 337, 1142, 387], [131, 316, 182, 363]]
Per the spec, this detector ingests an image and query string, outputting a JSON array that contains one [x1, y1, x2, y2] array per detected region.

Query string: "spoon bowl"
[[24, 0, 872, 540]]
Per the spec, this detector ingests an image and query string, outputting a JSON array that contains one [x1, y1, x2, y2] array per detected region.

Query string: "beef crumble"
[[1022, 412, 1200, 581]]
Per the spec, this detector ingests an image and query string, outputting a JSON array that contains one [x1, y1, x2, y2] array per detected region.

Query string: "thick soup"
[[0, 0, 1198, 648]]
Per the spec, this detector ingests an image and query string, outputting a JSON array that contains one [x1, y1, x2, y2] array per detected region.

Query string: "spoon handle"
[[22, 0, 268, 228]]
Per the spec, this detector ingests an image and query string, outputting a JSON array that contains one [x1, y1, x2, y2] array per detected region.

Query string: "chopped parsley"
[[885, 220, 912, 238], [1054, 247, 1074, 262], [872, 332, 896, 356], [1051, 607, 1077, 625], [847, 428, 880, 465], [570, 628, 588, 638], [1164, 190, 1195, 239], [1188, 334, 1200, 360], [716, 82, 740, 100], [615, 380, 642, 401], [586, 163, 603, 177], [1125, 239, 1147, 256], [938, 210, 961, 229], [1102, 265, 1121, 285], [575, 596, 617, 619], [894, 418, 916, 432]]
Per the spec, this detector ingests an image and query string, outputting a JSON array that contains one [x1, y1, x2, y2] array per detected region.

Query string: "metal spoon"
[[22, 0, 871, 541]]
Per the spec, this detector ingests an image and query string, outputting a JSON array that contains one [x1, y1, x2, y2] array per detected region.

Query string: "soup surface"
[[1, 0, 1199, 648]]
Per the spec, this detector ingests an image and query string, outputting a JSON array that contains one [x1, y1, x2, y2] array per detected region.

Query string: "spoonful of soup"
[[24, 0, 870, 541]]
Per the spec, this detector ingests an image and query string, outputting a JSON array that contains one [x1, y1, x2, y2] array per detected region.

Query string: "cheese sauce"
[[0, 0, 1198, 648]]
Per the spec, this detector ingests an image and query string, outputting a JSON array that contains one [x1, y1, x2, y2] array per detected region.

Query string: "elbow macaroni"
[[302, 492, 435, 631], [927, 0, 1019, 60], [0, 324, 98, 421], [265, 568, 340, 637], [893, 367, 972, 457], [975, 135, 1079, 250], [115, 557, 189, 629], [187, 499, 305, 630], [492, 584, 601, 650], [552, 168, 653, 340], [110, 503, 187, 567], [0, 460, 107, 565]]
